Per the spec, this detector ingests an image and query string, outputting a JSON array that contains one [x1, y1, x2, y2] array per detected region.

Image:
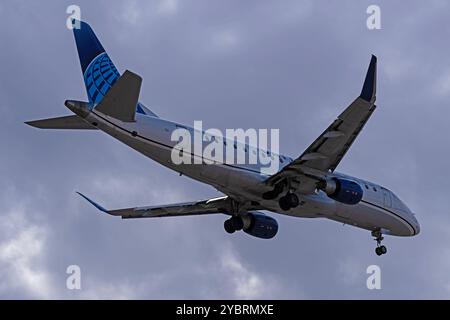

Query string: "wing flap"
[[112, 198, 228, 219]]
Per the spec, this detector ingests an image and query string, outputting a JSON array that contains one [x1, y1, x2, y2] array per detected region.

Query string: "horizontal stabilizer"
[[25, 115, 97, 130], [94, 70, 142, 122]]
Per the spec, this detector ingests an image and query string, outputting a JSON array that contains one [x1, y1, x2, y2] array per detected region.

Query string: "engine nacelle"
[[243, 211, 278, 239], [320, 178, 363, 205]]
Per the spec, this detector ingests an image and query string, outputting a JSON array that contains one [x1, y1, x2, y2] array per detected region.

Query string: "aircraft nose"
[[413, 218, 420, 235], [410, 214, 420, 236]]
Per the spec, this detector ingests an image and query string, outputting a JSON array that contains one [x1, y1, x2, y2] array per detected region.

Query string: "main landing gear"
[[262, 180, 300, 211], [372, 230, 387, 256], [224, 216, 244, 234], [278, 192, 299, 211]]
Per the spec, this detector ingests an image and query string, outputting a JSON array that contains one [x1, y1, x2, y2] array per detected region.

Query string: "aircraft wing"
[[77, 192, 261, 219], [266, 55, 377, 189]]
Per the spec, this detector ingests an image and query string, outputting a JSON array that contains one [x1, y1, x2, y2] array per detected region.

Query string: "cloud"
[[0, 207, 52, 299], [79, 281, 138, 299], [119, 0, 141, 25], [383, 57, 415, 82], [211, 29, 241, 52], [336, 257, 365, 287], [157, 0, 178, 16], [432, 70, 450, 97], [217, 242, 284, 299], [117, 0, 178, 25]]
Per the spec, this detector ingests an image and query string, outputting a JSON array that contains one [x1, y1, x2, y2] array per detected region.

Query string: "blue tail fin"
[[73, 21, 120, 105]]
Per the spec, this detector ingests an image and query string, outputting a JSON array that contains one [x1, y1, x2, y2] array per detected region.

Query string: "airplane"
[[26, 20, 420, 256]]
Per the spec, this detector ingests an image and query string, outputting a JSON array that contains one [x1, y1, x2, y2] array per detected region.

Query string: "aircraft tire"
[[279, 196, 291, 211], [286, 193, 299, 208], [224, 219, 236, 234]]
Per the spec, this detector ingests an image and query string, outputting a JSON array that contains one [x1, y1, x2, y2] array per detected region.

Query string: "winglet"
[[360, 55, 377, 103], [76, 192, 109, 214]]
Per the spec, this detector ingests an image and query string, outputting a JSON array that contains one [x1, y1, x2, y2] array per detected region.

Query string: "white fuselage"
[[82, 110, 420, 237]]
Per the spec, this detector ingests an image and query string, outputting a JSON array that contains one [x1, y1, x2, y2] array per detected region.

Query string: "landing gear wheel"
[[230, 216, 244, 231], [224, 219, 235, 234], [286, 193, 299, 208], [375, 246, 387, 256], [372, 230, 387, 256], [279, 196, 291, 211], [375, 247, 382, 256], [279, 193, 299, 211]]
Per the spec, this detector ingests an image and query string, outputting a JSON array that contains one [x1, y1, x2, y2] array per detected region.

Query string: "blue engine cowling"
[[243, 212, 278, 239], [323, 178, 363, 205]]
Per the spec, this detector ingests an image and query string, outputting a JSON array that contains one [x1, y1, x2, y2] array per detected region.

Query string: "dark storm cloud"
[[0, 0, 449, 298]]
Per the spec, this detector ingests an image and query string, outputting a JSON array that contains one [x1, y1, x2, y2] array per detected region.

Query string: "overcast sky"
[[1, 0, 450, 299]]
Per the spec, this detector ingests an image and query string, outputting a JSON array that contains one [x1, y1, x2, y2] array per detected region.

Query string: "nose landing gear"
[[375, 245, 387, 256], [372, 230, 387, 256]]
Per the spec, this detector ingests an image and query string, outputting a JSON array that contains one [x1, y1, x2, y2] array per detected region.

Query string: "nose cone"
[[404, 203, 420, 236], [65, 100, 91, 118], [411, 215, 420, 236], [403, 203, 420, 236], [393, 196, 420, 236]]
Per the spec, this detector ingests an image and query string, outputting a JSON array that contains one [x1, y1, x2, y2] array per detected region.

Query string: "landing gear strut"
[[372, 230, 387, 256]]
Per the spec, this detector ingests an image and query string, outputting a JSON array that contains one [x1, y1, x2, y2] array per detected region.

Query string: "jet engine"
[[319, 178, 363, 205], [224, 211, 278, 239]]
